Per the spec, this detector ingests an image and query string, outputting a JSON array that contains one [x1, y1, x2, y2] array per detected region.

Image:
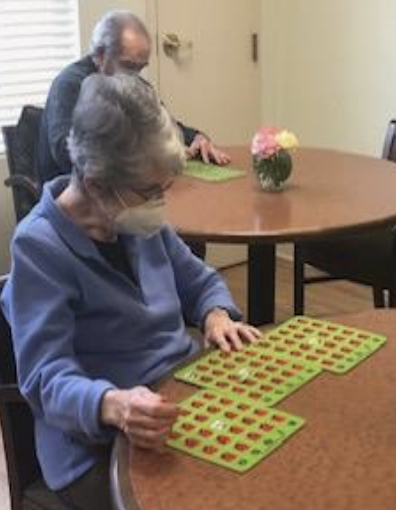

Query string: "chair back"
[[2, 106, 43, 222], [382, 119, 396, 162], [0, 276, 42, 510]]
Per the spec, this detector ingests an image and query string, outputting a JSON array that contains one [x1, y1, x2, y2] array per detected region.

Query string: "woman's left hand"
[[203, 308, 261, 352]]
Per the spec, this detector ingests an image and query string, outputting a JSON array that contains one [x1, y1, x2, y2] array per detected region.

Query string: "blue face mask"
[[116, 60, 148, 74]]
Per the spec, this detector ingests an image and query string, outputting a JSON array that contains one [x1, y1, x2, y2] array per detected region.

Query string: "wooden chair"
[[0, 276, 69, 510], [2, 106, 43, 223], [294, 120, 396, 314]]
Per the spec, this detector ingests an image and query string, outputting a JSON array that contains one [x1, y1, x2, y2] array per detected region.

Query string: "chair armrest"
[[4, 175, 40, 200], [0, 384, 25, 403], [0, 274, 8, 287], [110, 434, 140, 510]]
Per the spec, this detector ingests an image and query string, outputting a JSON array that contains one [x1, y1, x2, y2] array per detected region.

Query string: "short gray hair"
[[90, 10, 150, 59], [68, 74, 185, 190]]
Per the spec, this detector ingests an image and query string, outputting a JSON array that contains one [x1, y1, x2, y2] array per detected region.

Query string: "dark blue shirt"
[[36, 56, 199, 183]]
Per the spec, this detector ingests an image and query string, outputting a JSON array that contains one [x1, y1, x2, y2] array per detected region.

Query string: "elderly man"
[[37, 10, 230, 184], [37, 10, 229, 259]]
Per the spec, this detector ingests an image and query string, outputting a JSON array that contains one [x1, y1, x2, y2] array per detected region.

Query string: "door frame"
[[145, 0, 160, 90]]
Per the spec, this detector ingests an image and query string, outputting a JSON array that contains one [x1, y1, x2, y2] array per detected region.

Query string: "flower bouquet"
[[251, 127, 299, 191]]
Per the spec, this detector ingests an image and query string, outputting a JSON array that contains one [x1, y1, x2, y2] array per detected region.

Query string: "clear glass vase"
[[254, 149, 293, 192], [258, 173, 286, 191]]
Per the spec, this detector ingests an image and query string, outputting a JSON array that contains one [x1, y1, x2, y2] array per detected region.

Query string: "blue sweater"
[[1, 177, 240, 490]]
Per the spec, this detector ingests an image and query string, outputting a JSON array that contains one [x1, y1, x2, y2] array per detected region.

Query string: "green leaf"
[[253, 149, 292, 188]]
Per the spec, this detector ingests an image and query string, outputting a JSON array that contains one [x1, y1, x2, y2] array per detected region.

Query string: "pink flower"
[[251, 126, 298, 159], [251, 126, 281, 159]]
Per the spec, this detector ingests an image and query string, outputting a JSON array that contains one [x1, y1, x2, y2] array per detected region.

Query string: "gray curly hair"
[[67, 73, 185, 191]]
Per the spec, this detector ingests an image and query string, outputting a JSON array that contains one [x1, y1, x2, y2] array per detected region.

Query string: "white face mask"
[[114, 197, 166, 237]]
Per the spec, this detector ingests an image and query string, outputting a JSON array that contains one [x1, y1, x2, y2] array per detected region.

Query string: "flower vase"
[[258, 173, 286, 192], [254, 149, 293, 192]]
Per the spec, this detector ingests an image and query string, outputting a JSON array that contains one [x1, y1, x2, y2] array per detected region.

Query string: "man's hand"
[[186, 133, 231, 165], [203, 308, 261, 353], [101, 386, 179, 449]]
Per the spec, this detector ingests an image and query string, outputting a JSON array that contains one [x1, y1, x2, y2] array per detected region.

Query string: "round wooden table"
[[113, 310, 396, 510], [166, 147, 396, 324]]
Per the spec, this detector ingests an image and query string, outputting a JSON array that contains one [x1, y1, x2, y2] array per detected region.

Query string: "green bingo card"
[[167, 389, 304, 473], [174, 346, 322, 406], [185, 160, 245, 181], [261, 316, 387, 374]]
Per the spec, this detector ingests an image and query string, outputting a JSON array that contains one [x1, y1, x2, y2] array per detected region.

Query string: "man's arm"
[[176, 120, 199, 147], [176, 120, 231, 166], [45, 77, 82, 173]]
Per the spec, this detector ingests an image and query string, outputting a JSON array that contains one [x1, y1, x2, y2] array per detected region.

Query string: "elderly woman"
[[1, 73, 260, 510]]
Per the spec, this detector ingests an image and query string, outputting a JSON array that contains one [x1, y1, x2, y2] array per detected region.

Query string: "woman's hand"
[[101, 386, 179, 449], [203, 308, 261, 353]]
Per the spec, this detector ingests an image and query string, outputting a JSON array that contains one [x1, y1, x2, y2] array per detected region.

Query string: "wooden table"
[[165, 147, 396, 325], [112, 310, 396, 510]]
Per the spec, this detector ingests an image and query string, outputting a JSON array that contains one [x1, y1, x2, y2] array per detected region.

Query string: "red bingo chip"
[[199, 429, 213, 438], [221, 453, 237, 462], [217, 435, 232, 445]]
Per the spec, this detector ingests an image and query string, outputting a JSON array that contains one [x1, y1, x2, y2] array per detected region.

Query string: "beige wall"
[[261, 0, 396, 156], [0, 159, 15, 273]]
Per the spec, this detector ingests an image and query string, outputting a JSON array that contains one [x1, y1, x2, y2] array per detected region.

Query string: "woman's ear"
[[83, 176, 106, 201], [83, 177, 118, 220]]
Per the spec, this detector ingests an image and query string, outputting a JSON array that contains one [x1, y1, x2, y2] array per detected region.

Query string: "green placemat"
[[261, 315, 387, 374], [174, 345, 321, 406], [185, 160, 245, 182], [167, 389, 304, 473]]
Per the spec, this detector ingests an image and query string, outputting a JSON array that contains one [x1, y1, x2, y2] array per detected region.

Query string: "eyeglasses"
[[132, 180, 174, 201], [117, 60, 148, 74], [114, 180, 174, 208]]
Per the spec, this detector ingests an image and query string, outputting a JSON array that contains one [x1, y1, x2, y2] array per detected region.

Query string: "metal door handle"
[[162, 33, 193, 57]]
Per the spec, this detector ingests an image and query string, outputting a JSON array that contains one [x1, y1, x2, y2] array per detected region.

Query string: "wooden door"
[[148, 0, 262, 266]]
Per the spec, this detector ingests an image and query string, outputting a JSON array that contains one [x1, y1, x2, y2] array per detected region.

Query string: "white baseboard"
[[277, 243, 294, 262], [206, 243, 247, 269], [206, 243, 295, 270]]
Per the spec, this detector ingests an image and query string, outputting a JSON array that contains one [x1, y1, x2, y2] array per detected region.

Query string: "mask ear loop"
[[113, 188, 129, 209]]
